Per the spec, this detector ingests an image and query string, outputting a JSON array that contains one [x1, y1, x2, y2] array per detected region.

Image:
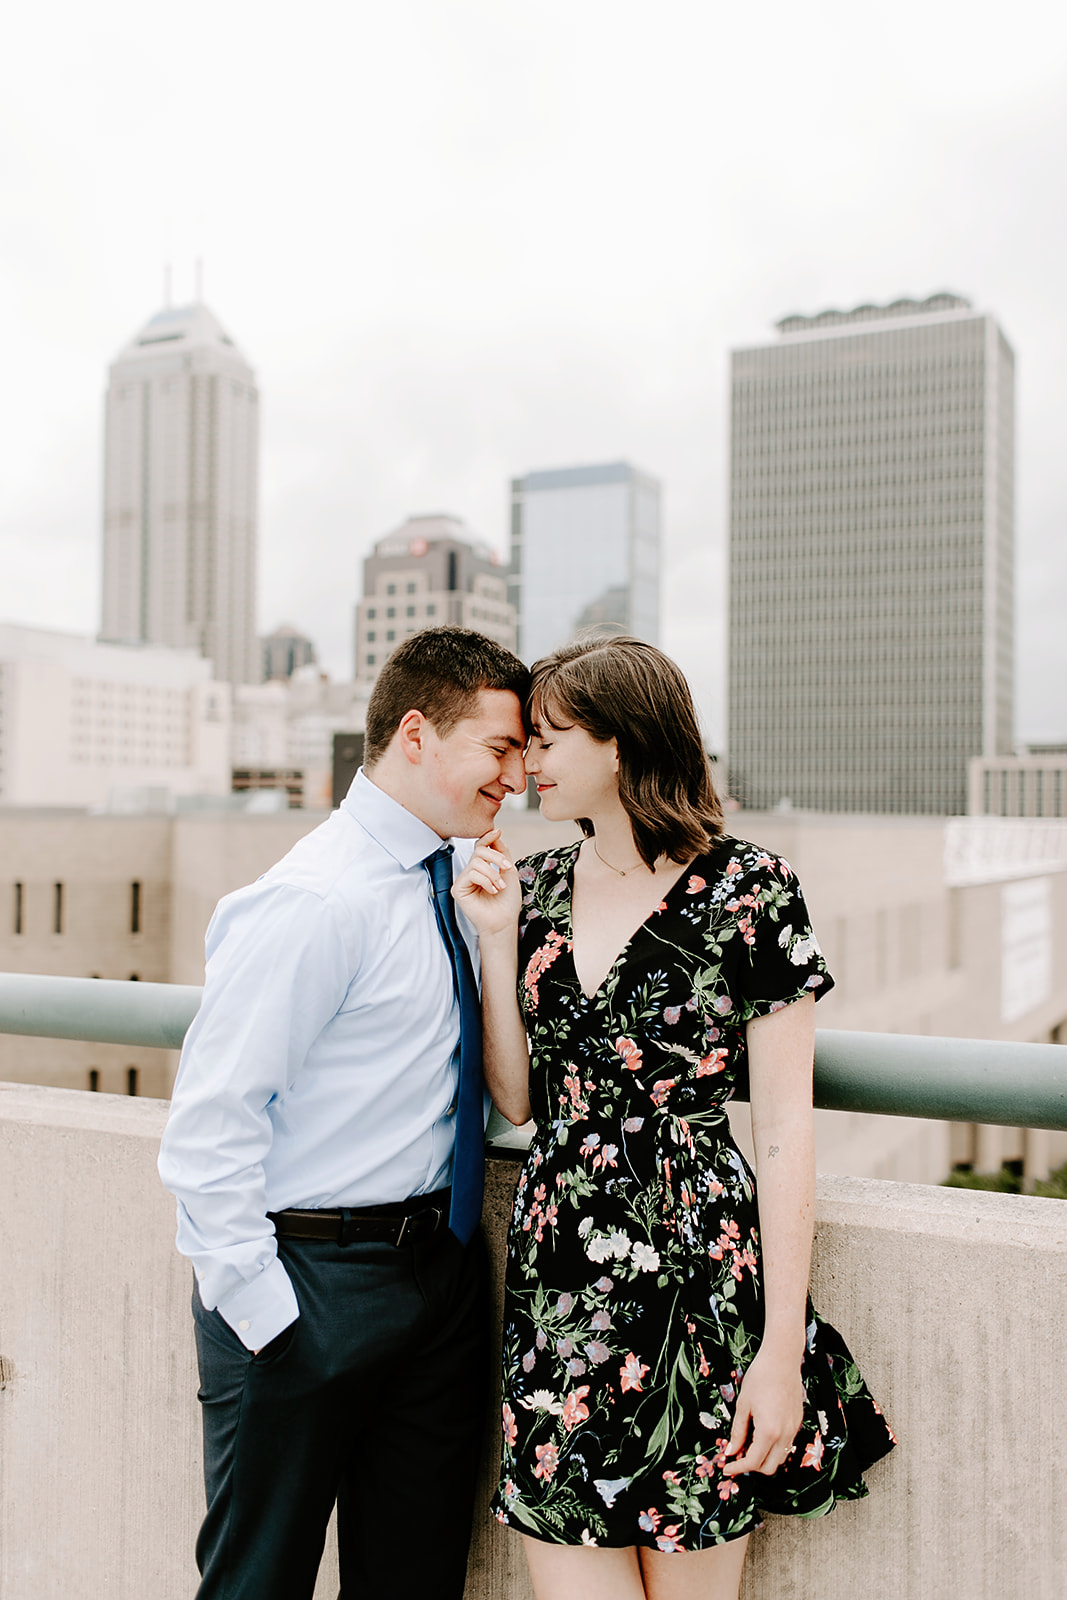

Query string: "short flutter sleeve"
[[727, 849, 834, 1022]]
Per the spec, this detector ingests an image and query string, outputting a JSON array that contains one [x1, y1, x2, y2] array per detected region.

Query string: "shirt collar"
[[341, 768, 449, 870]]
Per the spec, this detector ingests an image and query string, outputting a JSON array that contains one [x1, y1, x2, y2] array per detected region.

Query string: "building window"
[[406, 606, 416, 617], [366, 654, 376, 667], [367, 631, 376, 642], [367, 607, 376, 619], [53, 883, 64, 935], [88, 1069, 99, 1092], [13, 882, 23, 935], [386, 606, 396, 618], [131, 881, 141, 935], [426, 604, 436, 617], [406, 582, 416, 594], [386, 583, 396, 595], [386, 630, 395, 642], [127, 1067, 139, 1097]]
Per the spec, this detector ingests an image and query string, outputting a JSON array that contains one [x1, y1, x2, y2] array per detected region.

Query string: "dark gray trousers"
[[192, 1229, 489, 1600]]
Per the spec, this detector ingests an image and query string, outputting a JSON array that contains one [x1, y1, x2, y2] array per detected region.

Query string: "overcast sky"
[[3, 0, 1066, 744]]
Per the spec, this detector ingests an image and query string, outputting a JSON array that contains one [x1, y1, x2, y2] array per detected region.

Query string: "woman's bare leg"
[[639, 1534, 750, 1600], [521, 1531, 750, 1600], [521, 1535, 646, 1600]]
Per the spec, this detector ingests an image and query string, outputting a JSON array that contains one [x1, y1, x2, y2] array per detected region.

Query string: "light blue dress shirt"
[[158, 770, 477, 1352]]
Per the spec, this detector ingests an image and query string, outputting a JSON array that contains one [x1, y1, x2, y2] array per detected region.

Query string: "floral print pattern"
[[490, 836, 895, 1551]]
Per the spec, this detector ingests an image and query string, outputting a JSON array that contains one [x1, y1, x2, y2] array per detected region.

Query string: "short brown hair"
[[530, 636, 723, 867], [364, 626, 530, 766]]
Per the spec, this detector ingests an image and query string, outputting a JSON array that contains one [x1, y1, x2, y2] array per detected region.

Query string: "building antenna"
[[164, 262, 172, 307], [195, 258, 203, 303]]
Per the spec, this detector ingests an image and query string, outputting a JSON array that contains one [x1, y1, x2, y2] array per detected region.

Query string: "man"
[[159, 627, 529, 1600]]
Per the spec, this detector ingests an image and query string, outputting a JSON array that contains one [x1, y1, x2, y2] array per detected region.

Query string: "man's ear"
[[395, 709, 427, 765]]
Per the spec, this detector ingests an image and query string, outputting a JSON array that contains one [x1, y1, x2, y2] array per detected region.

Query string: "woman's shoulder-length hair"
[[529, 635, 724, 869]]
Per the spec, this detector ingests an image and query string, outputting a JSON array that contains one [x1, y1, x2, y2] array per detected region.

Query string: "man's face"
[[418, 688, 527, 838]]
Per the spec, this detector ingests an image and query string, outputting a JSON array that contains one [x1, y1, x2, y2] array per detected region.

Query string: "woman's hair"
[[530, 635, 723, 867]]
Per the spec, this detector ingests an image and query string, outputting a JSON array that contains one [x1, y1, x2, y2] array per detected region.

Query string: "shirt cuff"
[[215, 1255, 300, 1351]]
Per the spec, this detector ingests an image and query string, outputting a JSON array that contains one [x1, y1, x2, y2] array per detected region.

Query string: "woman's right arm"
[[452, 830, 532, 1126]]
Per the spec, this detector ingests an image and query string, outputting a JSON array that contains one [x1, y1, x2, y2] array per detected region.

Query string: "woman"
[[454, 637, 894, 1600]]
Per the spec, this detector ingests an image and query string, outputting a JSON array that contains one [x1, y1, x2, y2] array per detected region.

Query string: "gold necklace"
[[592, 839, 645, 877]]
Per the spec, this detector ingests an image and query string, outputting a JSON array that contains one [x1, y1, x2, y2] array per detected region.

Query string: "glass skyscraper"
[[509, 461, 661, 664], [727, 294, 1014, 814]]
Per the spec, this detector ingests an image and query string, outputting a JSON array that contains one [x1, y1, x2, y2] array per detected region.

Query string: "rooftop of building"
[[775, 292, 972, 337], [514, 460, 655, 492], [372, 513, 500, 564], [112, 301, 250, 365]]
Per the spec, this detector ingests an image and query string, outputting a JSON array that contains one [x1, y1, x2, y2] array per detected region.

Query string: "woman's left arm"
[[722, 992, 816, 1477]]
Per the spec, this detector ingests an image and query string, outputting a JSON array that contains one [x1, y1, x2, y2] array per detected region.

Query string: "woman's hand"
[[452, 829, 521, 939], [720, 1345, 805, 1477]]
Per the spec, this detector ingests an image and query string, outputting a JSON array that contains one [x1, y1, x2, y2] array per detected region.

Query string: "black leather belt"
[[268, 1189, 450, 1248]]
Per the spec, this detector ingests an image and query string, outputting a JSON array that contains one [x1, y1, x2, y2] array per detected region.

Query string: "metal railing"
[[2, 971, 1066, 1133]]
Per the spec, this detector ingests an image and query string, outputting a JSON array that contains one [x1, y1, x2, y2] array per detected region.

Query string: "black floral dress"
[[490, 836, 895, 1552]]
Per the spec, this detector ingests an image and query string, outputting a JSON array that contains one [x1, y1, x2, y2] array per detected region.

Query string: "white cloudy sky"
[[2, 0, 1066, 744]]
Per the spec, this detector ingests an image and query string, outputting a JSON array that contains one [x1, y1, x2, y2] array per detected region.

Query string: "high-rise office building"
[[100, 302, 259, 685], [727, 294, 1014, 814], [509, 462, 660, 663], [354, 514, 515, 684], [262, 624, 316, 683]]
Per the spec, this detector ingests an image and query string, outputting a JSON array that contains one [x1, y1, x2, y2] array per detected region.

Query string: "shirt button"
[[238, 1320, 250, 1332]]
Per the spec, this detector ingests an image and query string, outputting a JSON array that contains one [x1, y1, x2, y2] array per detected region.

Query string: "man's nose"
[[502, 748, 527, 792]]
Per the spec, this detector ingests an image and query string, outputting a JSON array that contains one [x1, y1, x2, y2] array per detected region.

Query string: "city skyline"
[[3, 4, 1067, 746]]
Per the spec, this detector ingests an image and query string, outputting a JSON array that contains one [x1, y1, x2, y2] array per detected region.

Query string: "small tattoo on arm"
[[768, 1145, 780, 1158]]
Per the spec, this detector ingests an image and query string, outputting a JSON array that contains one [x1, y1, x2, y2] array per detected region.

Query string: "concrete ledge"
[[0, 1084, 1064, 1599]]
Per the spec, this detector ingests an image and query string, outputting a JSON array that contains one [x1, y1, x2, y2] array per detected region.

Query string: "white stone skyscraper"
[[727, 294, 1014, 815], [99, 302, 259, 685]]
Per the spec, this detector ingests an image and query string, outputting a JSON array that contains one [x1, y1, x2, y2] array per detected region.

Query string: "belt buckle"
[[396, 1205, 442, 1247]]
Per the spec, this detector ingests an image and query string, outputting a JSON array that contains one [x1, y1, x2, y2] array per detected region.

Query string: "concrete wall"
[[0, 1082, 1064, 1600]]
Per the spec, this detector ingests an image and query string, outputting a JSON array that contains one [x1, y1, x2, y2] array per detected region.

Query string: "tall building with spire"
[[99, 302, 259, 685]]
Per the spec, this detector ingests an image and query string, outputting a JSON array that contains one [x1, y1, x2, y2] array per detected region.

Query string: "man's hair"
[[364, 626, 530, 766], [530, 635, 723, 867]]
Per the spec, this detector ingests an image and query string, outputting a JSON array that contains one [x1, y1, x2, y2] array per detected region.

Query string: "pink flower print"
[[518, 864, 536, 885], [696, 1049, 728, 1077], [698, 1343, 710, 1378], [725, 858, 742, 875], [590, 1308, 612, 1331], [707, 1177, 724, 1198], [615, 1036, 643, 1071], [656, 900, 668, 912], [718, 1479, 739, 1501], [695, 1454, 713, 1479], [523, 930, 565, 1008], [650, 1078, 677, 1107], [712, 994, 733, 1015], [556, 1292, 574, 1314], [754, 853, 774, 869], [737, 915, 756, 946], [592, 1142, 618, 1172], [720, 1219, 741, 1243], [533, 1442, 559, 1481], [719, 1383, 735, 1403], [585, 1339, 611, 1365], [619, 1352, 649, 1393], [655, 1524, 685, 1553], [661, 1469, 681, 1485], [556, 1337, 574, 1358], [663, 1005, 681, 1025], [561, 1385, 591, 1432], [622, 1116, 645, 1132], [686, 875, 706, 894], [502, 1402, 517, 1447], [566, 1357, 587, 1377], [593, 1276, 614, 1292], [801, 1433, 825, 1471], [522, 1349, 536, 1372], [535, 1329, 548, 1350], [638, 1508, 661, 1533], [580, 1133, 601, 1160]]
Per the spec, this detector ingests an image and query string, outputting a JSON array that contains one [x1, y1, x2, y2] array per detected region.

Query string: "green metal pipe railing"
[[2, 971, 1066, 1132]]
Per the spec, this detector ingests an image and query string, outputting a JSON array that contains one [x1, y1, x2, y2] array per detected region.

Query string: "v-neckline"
[[562, 843, 702, 1002]]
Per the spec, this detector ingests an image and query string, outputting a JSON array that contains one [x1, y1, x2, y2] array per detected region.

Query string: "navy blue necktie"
[[425, 846, 484, 1244]]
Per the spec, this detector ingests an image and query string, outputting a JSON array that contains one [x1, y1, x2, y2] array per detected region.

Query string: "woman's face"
[[524, 705, 620, 821]]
